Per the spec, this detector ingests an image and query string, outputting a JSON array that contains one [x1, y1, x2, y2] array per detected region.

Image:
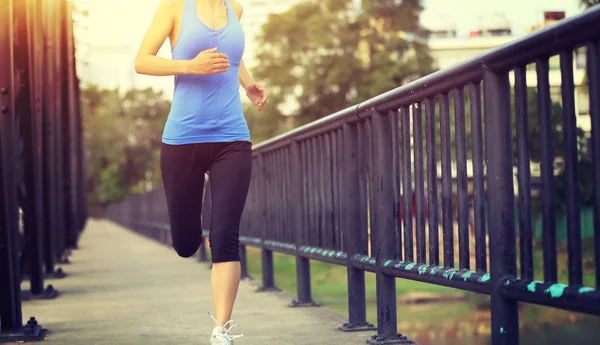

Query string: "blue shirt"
[[162, 0, 250, 145]]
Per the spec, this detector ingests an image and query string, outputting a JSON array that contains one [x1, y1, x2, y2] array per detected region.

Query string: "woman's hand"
[[245, 82, 268, 111], [187, 47, 230, 75]]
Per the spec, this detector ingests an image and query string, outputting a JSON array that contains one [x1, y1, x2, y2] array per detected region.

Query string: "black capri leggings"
[[160, 140, 252, 263]]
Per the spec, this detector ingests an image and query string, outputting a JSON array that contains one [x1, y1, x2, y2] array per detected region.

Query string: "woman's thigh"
[[207, 141, 253, 262], [160, 142, 210, 257]]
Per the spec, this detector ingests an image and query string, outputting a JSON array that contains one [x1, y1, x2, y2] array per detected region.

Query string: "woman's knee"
[[209, 234, 240, 263], [173, 240, 200, 258]]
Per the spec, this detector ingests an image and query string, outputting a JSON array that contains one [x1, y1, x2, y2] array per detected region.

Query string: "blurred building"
[[422, 10, 590, 133]]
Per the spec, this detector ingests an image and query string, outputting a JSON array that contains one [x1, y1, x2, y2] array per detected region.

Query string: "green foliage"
[[82, 85, 170, 208], [510, 88, 584, 164], [249, 0, 434, 142], [580, 0, 600, 9]]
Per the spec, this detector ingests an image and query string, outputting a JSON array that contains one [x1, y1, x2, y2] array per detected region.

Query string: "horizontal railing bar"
[[251, 105, 359, 155], [380, 260, 491, 295], [502, 279, 600, 316], [136, 220, 598, 312], [239, 235, 262, 246], [349, 254, 377, 272]]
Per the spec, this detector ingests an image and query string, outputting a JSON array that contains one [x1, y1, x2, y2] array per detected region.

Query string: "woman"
[[134, 0, 267, 343]]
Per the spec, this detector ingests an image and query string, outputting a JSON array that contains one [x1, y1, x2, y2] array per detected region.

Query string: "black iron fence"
[[108, 7, 600, 345], [0, 0, 86, 341]]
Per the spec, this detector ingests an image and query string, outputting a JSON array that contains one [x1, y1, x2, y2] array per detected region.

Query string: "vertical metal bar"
[[440, 93, 454, 267], [400, 107, 413, 262], [324, 133, 334, 249], [269, 153, 276, 241], [275, 150, 282, 242], [65, 2, 80, 247], [390, 110, 402, 260], [282, 148, 289, 242], [291, 140, 315, 306], [366, 118, 377, 257], [301, 141, 309, 247], [337, 128, 345, 251], [560, 50, 583, 286], [484, 69, 519, 345], [370, 109, 403, 343], [258, 154, 275, 291], [413, 103, 427, 264], [239, 244, 249, 279], [313, 138, 320, 246], [0, 0, 24, 331], [306, 139, 313, 246], [198, 237, 207, 262], [42, 0, 58, 274], [285, 147, 293, 243], [318, 135, 327, 248], [331, 129, 340, 250], [53, 0, 66, 259], [454, 88, 470, 270], [587, 40, 600, 290], [514, 66, 534, 280], [340, 122, 373, 331], [59, 0, 74, 251], [537, 57, 558, 283], [470, 82, 487, 272], [425, 98, 439, 265], [14, 0, 45, 294], [277, 151, 283, 242], [358, 121, 369, 257]]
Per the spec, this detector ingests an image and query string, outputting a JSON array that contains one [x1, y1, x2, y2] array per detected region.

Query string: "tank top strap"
[[183, 0, 198, 25], [223, 0, 234, 16]]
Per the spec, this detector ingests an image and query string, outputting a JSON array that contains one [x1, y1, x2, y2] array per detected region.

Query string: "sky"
[[72, 0, 586, 92], [74, 0, 585, 45]]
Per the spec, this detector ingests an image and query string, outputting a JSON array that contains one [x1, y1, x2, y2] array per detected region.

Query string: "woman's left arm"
[[238, 59, 253, 91], [230, 0, 268, 111]]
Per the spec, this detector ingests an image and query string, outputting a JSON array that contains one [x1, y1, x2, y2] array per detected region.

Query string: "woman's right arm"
[[134, 0, 188, 76], [134, 0, 230, 76]]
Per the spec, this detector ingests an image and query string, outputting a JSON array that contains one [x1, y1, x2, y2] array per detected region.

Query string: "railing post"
[[13, 0, 47, 296], [200, 175, 211, 264], [0, 2, 43, 339], [483, 69, 519, 345], [289, 140, 317, 307], [339, 122, 375, 332], [239, 244, 249, 279], [0, 3, 23, 332], [368, 109, 412, 344], [256, 154, 278, 292], [198, 237, 208, 262]]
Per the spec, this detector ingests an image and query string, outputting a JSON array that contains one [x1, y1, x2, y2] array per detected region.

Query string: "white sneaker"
[[208, 312, 243, 345]]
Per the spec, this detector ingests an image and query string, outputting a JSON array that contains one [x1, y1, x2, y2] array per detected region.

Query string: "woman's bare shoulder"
[[157, 0, 184, 15], [229, 0, 244, 19]]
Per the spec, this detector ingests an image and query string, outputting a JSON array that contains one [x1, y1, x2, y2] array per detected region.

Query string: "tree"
[[82, 85, 171, 209], [510, 88, 584, 164], [580, 0, 600, 9], [250, 0, 434, 139]]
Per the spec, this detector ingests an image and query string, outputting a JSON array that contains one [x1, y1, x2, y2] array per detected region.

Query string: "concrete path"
[[16, 219, 371, 345]]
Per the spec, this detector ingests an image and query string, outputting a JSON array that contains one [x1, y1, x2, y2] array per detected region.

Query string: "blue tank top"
[[162, 0, 250, 145]]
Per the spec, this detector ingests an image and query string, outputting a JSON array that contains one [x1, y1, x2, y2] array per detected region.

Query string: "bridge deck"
[[17, 220, 369, 345]]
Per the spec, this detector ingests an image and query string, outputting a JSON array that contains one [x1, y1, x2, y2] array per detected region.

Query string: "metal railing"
[[0, 0, 86, 341], [108, 6, 600, 345]]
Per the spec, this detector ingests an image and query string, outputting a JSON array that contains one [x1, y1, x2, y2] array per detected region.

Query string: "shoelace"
[[208, 311, 243, 343]]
